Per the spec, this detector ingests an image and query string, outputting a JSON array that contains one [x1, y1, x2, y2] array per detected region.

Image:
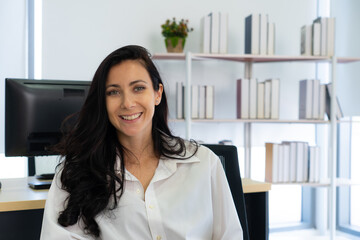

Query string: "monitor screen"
[[5, 78, 91, 157]]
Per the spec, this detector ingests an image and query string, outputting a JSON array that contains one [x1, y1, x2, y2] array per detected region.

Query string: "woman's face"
[[105, 60, 163, 142]]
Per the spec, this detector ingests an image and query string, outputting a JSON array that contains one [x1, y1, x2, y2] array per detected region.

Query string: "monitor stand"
[[28, 156, 54, 180]]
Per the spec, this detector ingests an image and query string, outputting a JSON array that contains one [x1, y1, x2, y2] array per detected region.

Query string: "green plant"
[[161, 18, 193, 48]]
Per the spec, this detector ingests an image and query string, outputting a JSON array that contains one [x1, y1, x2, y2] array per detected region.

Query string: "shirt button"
[[136, 188, 141, 194], [156, 236, 162, 240], [149, 205, 154, 209]]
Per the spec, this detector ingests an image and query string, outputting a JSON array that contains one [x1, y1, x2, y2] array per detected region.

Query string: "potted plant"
[[161, 18, 193, 53]]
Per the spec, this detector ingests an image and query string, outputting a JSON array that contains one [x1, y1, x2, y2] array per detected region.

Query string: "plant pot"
[[165, 37, 186, 53]]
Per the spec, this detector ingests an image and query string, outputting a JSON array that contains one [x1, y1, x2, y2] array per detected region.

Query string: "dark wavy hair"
[[53, 45, 198, 237]]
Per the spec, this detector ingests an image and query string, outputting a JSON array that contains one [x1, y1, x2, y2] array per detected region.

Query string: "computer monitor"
[[5, 78, 91, 159]]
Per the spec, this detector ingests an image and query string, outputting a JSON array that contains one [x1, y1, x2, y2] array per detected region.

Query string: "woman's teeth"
[[121, 113, 141, 120]]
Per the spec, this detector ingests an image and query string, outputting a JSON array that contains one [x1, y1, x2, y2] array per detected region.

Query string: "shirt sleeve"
[[210, 153, 244, 240], [40, 170, 93, 240]]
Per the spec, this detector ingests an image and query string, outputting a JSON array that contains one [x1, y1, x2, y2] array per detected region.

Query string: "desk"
[[0, 177, 271, 240]]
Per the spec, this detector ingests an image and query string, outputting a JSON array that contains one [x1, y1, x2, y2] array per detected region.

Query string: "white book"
[[314, 146, 321, 182], [301, 25, 312, 56], [191, 85, 199, 119], [283, 143, 290, 183], [308, 146, 316, 182], [201, 15, 211, 54], [198, 85, 206, 119], [325, 83, 344, 120], [267, 22, 275, 55], [236, 79, 250, 119], [283, 141, 297, 182], [270, 78, 280, 119], [303, 142, 309, 182], [257, 82, 265, 119], [299, 79, 313, 119], [314, 17, 327, 56], [312, 22, 321, 56], [205, 85, 214, 119], [176, 82, 184, 119], [296, 142, 304, 182], [245, 14, 260, 54], [219, 12, 228, 54], [319, 84, 326, 120], [264, 80, 271, 119], [278, 144, 284, 182], [259, 14, 268, 55], [209, 12, 220, 54], [327, 17, 335, 56], [249, 78, 257, 119], [312, 79, 320, 119]]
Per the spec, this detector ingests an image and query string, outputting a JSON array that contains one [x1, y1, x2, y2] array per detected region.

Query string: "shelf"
[[152, 53, 360, 63], [169, 118, 329, 124], [269, 178, 360, 187]]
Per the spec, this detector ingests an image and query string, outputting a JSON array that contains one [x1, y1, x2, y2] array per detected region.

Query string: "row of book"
[[300, 17, 335, 56], [176, 82, 214, 119], [201, 12, 228, 54], [237, 78, 280, 119], [265, 142, 321, 183], [299, 80, 343, 120], [245, 13, 275, 55]]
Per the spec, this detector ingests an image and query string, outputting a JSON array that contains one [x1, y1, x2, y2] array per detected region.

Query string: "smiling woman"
[[40, 45, 243, 240]]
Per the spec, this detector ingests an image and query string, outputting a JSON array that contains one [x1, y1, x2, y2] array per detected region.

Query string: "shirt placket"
[[145, 182, 167, 240]]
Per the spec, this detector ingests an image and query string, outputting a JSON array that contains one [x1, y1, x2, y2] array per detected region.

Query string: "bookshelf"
[[153, 52, 360, 239]]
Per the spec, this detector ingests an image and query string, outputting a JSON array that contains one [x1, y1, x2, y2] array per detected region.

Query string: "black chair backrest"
[[202, 144, 250, 240]]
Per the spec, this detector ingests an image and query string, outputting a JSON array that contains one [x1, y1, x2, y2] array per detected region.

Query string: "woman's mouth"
[[120, 112, 142, 121]]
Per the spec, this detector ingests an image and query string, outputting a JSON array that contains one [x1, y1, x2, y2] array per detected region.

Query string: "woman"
[[40, 45, 243, 240]]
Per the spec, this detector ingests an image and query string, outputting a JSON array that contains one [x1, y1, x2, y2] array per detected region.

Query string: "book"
[[312, 79, 320, 119], [249, 78, 257, 119], [209, 12, 220, 54], [219, 12, 228, 54], [201, 15, 211, 54], [295, 142, 305, 182], [236, 79, 250, 119], [259, 14, 268, 55], [270, 78, 280, 119], [245, 14, 260, 54], [319, 84, 326, 120], [302, 142, 309, 182], [264, 80, 271, 119], [308, 146, 320, 182], [278, 144, 284, 182], [198, 85, 206, 119], [282, 141, 297, 182], [301, 25, 312, 56], [312, 22, 321, 56], [176, 82, 184, 119], [191, 85, 199, 119], [257, 82, 265, 119], [205, 85, 214, 119], [327, 17, 335, 56], [313, 17, 327, 56], [267, 22, 275, 55], [325, 83, 344, 120], [282, 143, 290, 183], [299, 79, 313, 119], [265, 143, 279, 183]]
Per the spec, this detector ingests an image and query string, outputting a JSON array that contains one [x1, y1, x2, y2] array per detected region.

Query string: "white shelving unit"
[[153, 52, 360, 240]]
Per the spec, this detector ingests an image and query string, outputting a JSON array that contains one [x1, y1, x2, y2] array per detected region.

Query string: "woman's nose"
[[120, 92, 136, 109]]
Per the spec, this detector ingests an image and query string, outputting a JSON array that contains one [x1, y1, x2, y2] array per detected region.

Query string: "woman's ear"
[[155, 84, 163, 105]]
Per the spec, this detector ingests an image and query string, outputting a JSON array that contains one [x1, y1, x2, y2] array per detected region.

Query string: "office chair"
[[202, 144, 250, 240]]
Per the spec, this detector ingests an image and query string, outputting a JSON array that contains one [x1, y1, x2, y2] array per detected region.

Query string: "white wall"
[[332, 0, 360, 116], [0, 0, 28, 177]]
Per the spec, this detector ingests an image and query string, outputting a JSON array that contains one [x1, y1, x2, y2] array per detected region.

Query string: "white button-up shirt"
[[40, 145, 243, 240]]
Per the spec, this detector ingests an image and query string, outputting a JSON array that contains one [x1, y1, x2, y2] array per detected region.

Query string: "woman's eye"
[[106, 90, 119, 96], [134, 86, 145, 92]]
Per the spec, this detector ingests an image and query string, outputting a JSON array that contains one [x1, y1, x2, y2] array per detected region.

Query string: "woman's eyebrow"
[[105, 80, 148, 89]]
